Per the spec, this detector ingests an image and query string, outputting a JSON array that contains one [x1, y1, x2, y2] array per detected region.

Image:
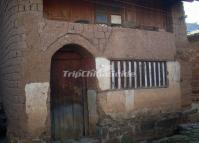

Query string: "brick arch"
[[40, 34, 99, 140], [49, 35, 98, 140], [46, 34, 98, 59]]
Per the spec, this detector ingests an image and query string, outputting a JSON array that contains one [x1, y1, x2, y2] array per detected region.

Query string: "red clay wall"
[[0, 0, 29, 140], [0, 0, 192, 142], [171, 2, 192, 109], [188, 40, 199, 102]]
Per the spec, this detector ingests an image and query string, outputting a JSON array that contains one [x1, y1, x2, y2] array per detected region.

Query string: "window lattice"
[[111, 60, 168, 89]]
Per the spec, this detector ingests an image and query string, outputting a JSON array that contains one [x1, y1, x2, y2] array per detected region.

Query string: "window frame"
[[95, 4, 123, 26], [110, 6, 123, 26], [95, 5, 109, 25], [110, 59, 169, 90]]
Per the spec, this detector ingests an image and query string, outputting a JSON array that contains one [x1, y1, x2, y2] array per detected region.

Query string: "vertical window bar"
[[111, 61, 115, 89], [120, 61, 124, 88], [117, 61, 121, 89], [158, 62, 161, 87], [114, 61, 118, 88], [123, 61, 127, 88], [144, 62, 148, 87], [134, 61, 137, 88], [139, 62, 142, 88], [128, 61, 132, 88], [149, 62, 152, 87], [162, 62, 166, 86], [146, 62, 150, 86], [153, 62, 157, 87], [164, 62, 167, 85]]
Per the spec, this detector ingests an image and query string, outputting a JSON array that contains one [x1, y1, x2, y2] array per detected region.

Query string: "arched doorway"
[[50, 44, 96, 141]]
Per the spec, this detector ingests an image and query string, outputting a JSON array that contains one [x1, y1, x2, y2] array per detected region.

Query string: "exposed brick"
[[0, 0, 27, 141]]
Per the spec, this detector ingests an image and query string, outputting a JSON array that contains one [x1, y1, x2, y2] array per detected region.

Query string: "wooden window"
[[95, 6, 108, 24], [111, 60, 167, 89], [110, 7, 122, 25], [95, 5, 123, 25], [44, 0, 94, 23]]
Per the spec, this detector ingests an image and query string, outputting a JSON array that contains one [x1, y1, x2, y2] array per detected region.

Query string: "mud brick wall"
[[171, 2, 192, 109], [188, 38, 199, 103], [0, 0, 25, 139], [0, 0, 42, 141], [192, 60, 199, 102], [0, 0, 194, 142]]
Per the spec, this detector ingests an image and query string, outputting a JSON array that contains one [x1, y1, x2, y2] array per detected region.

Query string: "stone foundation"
[[97, 112, 184, 142], [152, 123, 199, 143]]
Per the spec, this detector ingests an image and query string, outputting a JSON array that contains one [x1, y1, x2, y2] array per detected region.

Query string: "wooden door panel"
[[73, 104, 84, 136], [51, 52, 86, 141]]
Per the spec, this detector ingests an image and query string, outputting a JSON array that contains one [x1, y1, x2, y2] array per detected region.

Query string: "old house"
[[0, 0, 195, 142]]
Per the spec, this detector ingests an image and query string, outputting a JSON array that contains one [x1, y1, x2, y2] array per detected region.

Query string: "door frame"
[[50, 45, 97, 140]]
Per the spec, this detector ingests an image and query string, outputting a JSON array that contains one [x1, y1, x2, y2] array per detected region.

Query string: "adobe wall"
[[0, 0, 191, 142], [0, 0, 28, 141], [188, 38, 199, 103], [94, 59, 181, 142], [171, 2, 192, 109]]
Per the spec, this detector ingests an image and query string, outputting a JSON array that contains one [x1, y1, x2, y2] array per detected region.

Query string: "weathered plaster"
[[168, 61, 181, 83], [25, 82, 49, 138], [23, 13, 177, 60], [87, 90, 98, 134], [125, 90, 135, 112], [98, 62, 181, 119], [95, 57, 111, 90], [134, 62, 181, 111]]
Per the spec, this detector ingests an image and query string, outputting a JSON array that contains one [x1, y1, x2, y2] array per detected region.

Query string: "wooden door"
[[51, 51, 88, 141]]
